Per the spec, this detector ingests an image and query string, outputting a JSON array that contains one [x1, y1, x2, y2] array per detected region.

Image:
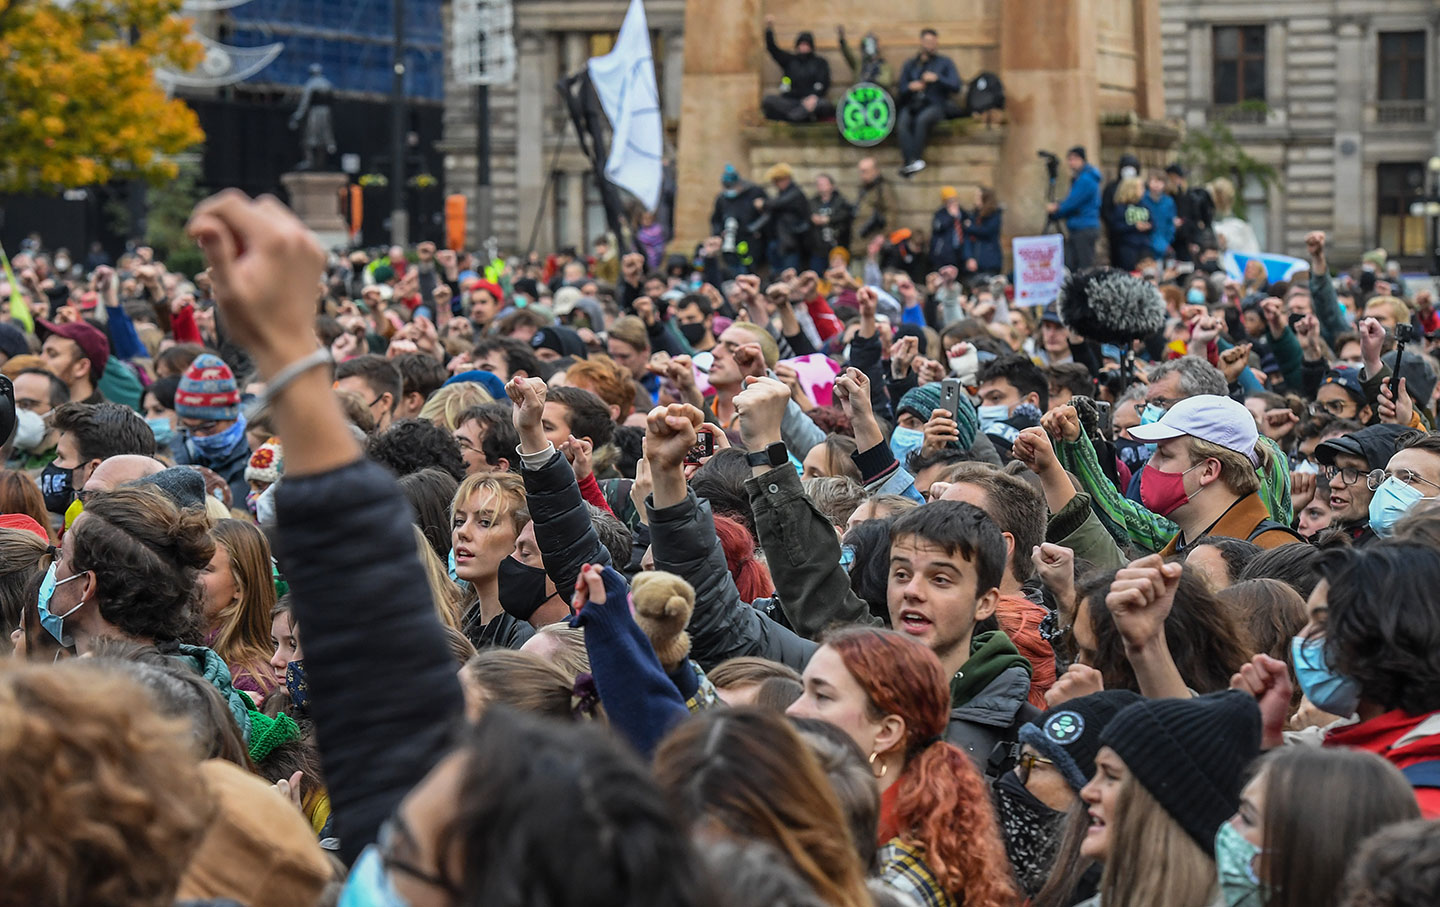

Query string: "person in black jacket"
[[808, 173, 853, 269], [710, 164, 768, 272], [761, 17, 834, 123], [963, 186, 1005, 276], [756, 162, 812, 272]]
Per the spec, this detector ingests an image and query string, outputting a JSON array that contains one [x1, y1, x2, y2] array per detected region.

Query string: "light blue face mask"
[[1368, 476, 1432, 538], [338, 845, 411, 907], [1140, 403, 1167, 426], [1214, 820, 1268, 907], [890, 425, 924, 464], [977, 403, 1010, 429], [187, 416, 246, 459], [839, 544, 856, 573], [36, 562, 87, 647], [1290, 635, 1361, 717], [1186, 288, 1206, 305], [146, 416, 175, 446]]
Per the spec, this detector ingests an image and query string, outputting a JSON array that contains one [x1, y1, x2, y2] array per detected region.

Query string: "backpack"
[[966, 72, 1005, 113], [1247, 519, 1304, 545]]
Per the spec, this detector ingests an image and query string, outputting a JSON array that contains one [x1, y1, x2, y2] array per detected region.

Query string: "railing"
[[1373, 100, 1430, 126], [1208, 104, 1268, 125]]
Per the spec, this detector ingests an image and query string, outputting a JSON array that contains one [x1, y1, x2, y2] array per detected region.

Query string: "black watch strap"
[[747, 441, 788, 468]]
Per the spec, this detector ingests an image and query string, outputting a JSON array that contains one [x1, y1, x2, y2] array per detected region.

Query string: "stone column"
[[1331, 19, 1365, 253], [663, 32, 685, 120], [1185, 20, 1208, 128], [515, 31, 553, 254], [998, 0, 1101, 240], [1132, 0, 1165, 121], [565, 168, 588, 248]]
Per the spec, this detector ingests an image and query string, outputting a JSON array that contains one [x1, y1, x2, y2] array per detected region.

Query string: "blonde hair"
[[1100, 771, 1217, 907], [726, 321, 780, 368], [209, 520, 279, 693], [451, 470, 529, 535], [1364, 295, 1412, 327], [1208, 177, 1235, 214], [528, 623, 591, 681], [608, 315, 650, 353], [1116, 177, 1144, 206], [412, 523, 464, 631], [420, 381, 496, 430], [1188, 437, 1265, 497]]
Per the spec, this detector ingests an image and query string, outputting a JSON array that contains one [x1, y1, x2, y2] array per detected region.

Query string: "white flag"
[[587, 0, 664, 211]]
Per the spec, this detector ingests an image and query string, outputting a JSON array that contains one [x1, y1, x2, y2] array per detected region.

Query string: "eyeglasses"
[[1016, 751, 1056, 785], [377, 816, 463, 899], [1321, 465, 1366, 486], [1132, 397, 1181, 418], [1311, 399, 1355, 417], [455, 437, 481, 455], [1366, 467, 1440, 493]]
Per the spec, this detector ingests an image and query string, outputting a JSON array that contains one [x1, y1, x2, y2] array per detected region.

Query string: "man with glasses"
[[1365, 431, 1440, 537], [1314, 423, 1412, 544], [1313, 367, 1373, 424]]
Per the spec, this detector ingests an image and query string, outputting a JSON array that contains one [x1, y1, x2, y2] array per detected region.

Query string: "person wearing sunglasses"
[[1314, 423, 1412, 544]]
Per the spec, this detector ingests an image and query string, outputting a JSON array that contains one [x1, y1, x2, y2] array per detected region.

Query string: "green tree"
[[1177, 106, 1276, 220]]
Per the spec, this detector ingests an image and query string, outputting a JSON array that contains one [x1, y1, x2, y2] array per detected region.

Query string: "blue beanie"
[[444, 369, 507, 400], [174, 353, 240, 422]]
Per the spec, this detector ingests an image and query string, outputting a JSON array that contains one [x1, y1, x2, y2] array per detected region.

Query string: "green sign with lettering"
[[838, 82, 895, 147]]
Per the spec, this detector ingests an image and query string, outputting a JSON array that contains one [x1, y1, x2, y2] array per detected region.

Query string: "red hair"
[[825, 627, 1019, 907], [714, 514, 775, 601]]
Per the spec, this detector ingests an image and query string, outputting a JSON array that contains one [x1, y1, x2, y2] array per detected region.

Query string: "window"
[[1379, 31, 1426, 101], [1212, 25, 1266, 105], [1376, 163, 1428, 259]]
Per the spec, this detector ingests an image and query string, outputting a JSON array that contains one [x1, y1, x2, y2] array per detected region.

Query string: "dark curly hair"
[[366, 418, 467, 481], [1079, 565, 1253, 695], [458, 403, 521, 472], [69, 486, 214, 643], [1323, 542, 1440, 715]]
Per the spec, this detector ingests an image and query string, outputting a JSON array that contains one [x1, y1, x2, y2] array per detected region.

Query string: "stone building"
[[438, 0, 686, 254], [1161, 0, 1440, 267]]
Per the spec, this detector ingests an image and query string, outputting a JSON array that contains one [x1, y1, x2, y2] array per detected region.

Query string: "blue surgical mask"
[[338, 845, 411, 907], [36, 563, 87, 647], [977, 403, 1010, 429], [1140, 403, 1167, 426], [839, 544, 856, 573], [1368, 476, 1432, 538], [146, 416, 175, 446], [890, 425, 925, 464], [187, 417, 246, 458], [1215, 821, 1268, 907], [1186, 288, 1206, 305], [1290, 635, 1361, 717]]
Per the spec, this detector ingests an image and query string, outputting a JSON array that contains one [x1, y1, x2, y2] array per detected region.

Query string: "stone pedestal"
[[280, 171, 351, 250]]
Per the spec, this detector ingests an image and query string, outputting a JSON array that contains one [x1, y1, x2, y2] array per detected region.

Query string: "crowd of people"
[[2, 177, 1440, 907]]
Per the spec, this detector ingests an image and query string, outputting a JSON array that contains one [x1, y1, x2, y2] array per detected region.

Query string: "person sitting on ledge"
[[761, 15, 834, 124], [896, 28, 963, 178]]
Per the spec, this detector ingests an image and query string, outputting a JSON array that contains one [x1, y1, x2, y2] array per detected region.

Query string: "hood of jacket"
[[950, 629, 1032, 724], [165, 642, 254, 740]]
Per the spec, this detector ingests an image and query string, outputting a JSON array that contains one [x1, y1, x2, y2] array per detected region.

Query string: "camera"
[[1037, 150, 1059, 180], [1394, 323, 1418, 344]]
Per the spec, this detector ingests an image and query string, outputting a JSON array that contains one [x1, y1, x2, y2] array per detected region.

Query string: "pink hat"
[[1129, 395, 1259, 465]]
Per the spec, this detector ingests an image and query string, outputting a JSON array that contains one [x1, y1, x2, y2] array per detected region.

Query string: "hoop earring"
[[869, 751, 887, 779]]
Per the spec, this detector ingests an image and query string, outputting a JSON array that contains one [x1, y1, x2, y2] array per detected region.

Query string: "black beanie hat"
[[795, 31, 815, 49], [1099, 690, 1261, 856], [1018, 690, 1142, 792]]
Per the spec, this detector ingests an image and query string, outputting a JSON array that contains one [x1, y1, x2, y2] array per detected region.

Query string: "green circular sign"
[[837, 82, 895, 147]]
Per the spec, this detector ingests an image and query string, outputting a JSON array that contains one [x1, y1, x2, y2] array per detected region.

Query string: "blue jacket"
[[1055, 164, 1103, 231], [1141, 191, 1177, 257], [898, 53, 961, 107], [962, 208, 1004, 273]]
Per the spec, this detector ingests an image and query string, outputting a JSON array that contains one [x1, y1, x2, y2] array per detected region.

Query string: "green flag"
[[0, 242, 33, 333]]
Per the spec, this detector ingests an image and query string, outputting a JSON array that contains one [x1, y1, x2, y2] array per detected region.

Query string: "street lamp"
[[1410, 156, 1440, 275]]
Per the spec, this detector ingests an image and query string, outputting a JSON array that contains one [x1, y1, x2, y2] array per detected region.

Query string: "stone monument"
[[283, 63, 349, 249], [672, 0, 1171, 255]]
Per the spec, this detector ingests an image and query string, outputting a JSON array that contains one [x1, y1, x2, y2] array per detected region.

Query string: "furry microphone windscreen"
[[1056, 268, 1167, 345]]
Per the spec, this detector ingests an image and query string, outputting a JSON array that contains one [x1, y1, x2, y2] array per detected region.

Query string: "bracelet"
[[251, 348, 334, 412]]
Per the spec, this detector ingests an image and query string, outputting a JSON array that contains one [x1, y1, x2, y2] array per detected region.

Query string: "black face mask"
[[40, 462, 74, 515], [679, 322, 710, 346], [498, 557, 558, 622]]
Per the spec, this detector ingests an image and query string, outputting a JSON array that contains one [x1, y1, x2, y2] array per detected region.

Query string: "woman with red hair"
[[789, 625, 1019, 907], [713, 513, 775, 601]]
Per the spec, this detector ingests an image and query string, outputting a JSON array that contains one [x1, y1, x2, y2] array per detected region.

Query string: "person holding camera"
[[896, 28, 962, 178], [1046, 146, 1103, 270]]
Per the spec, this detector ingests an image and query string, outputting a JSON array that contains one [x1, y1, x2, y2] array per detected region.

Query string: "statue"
[[290, 64, 338, 171]]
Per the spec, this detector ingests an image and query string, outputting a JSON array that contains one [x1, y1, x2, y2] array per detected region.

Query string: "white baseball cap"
[[1128, 394, 1259, 464]]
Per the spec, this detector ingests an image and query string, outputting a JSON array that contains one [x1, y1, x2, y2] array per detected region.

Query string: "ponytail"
[[893, 740, 1019, 907]]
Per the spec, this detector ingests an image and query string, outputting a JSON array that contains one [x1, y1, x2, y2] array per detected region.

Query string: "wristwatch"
[[746, 441, 788, 469]]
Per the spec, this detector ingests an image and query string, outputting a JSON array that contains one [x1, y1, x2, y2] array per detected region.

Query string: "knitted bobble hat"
[[175, 353, 240, 422], [629, 571, 695, 673], [1099, 690, 1261, 856], [246, 710, 302, 764], [245, 438, 284, 485], [897, 383, 979, 450]]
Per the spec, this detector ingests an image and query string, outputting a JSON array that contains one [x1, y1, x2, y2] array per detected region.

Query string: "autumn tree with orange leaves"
[[0, 0, 205, 192]]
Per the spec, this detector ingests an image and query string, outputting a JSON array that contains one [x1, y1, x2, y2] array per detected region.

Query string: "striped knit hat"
[[175, 354, 240, 421]]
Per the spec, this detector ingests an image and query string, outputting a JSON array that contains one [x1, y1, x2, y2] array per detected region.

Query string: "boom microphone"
[[1056, 268, 1167, 345]]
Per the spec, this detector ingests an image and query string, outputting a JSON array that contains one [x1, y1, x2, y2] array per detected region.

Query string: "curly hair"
[[1323, 542, 1440, 715], [366, 418, 467, 481], [0, 661, 214, 906], [654, 708, 872, 907], [1079, 566, 1252, 695], [70, 486, 215, 643], [562, 356, 638, 421], [714, 513, 774, 601], [823, 626, 1019, 907]]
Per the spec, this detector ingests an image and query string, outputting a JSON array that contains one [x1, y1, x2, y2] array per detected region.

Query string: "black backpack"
[[967, 72, 1005, 113]]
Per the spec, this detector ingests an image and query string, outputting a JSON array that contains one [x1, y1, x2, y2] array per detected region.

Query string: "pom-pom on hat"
[[175, 354, 240, 422]]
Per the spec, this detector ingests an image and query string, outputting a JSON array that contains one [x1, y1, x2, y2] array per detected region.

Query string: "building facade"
[[439, 0, 686, 255], [1161, 0, 1440, 267]]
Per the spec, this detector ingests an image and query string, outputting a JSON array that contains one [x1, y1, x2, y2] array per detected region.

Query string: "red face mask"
[[1140, 461, 1204, 517]]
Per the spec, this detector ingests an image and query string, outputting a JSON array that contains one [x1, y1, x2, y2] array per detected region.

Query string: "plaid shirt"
[[878, 839, 956, 907]]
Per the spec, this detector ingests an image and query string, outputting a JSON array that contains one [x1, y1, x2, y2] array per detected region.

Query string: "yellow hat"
[[940, 185, 959, 201], [764, 162, 793, 183]]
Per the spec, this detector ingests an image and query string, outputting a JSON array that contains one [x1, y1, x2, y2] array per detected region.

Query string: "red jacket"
[[1325, 709, 1440, 818]]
